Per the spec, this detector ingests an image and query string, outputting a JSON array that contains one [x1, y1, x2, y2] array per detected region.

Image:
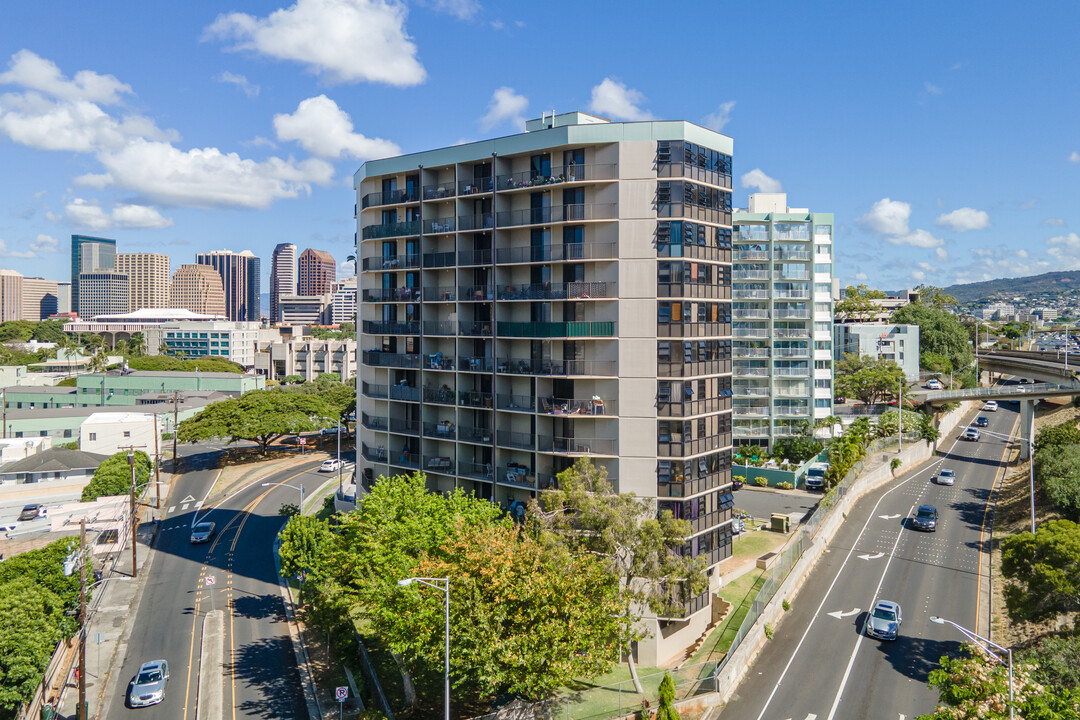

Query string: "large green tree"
[[1001, 519, 1080, 622], [1036, 444, 1080, 519], [1036, 421, 1080, 451], [528, 458, 706, 693], [892, 300, 973, 372], [0, 578, 67, 714], [834, 353, 905, 405], [834, 284, 887, 322], [176, 390, 333, 454], [81, 450, 152, 502]]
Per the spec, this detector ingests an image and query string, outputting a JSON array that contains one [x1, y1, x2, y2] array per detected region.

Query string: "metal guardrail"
[[920, 382, 1077, 402]]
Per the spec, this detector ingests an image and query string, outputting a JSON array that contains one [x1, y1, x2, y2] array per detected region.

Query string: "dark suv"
[[911, 505, 938, 532]]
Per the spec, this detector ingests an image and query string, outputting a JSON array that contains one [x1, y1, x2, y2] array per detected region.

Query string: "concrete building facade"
[[732, 193, 834, 448], [144, 320, 260, 368], [57, 282, 71, 315], [270, 243, 297, 324], [196, 250, 261, 322], [21, 277, 59, 321], [80, 412, 161, 456], [170, 264, 226, 316], [355, 111, 735, 663], [833, 323, 921, 382], [77, 270, 130, 318], [0, 269, 23, 322], [117, 253, 170, 310], [330, 278, 357, 325], [255, 337, 357, 382], [70, 235, 117, 313], [298, 248, 336, 296], [280, 294, 332, 325]]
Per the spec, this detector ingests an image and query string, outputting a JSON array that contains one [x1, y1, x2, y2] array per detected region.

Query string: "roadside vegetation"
[[80, 450, 152, 502]]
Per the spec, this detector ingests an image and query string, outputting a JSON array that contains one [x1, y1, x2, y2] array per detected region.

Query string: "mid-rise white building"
[[255, 337, 357, 382], [833, 323, 921, 381], [80, 412, 161, 456], [144, 320, 260, 368], [330, 278, 357, 325]]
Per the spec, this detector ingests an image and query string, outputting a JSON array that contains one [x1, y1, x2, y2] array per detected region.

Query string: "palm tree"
[[129, 333, 146, 357], [90, 347, 109, 373]]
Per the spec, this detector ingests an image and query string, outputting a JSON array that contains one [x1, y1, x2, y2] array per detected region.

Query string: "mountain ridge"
[[941, 271, 1080, 304]]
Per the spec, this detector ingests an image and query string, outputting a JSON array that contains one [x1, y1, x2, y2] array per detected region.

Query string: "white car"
[[936, 468, 955, 486], [319, 459, 343, 473], [926, 379, 943, 390], [984, 401, 998, 412]]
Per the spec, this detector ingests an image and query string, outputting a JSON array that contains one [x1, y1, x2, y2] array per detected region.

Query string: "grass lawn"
[[555, 663, 665, 720], [687, 570, 766, 666], [731, 529, 784, 560]]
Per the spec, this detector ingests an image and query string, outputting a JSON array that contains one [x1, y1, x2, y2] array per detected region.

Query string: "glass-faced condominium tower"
[[354, 112, 734, 663], [732, 194, 834, 447]]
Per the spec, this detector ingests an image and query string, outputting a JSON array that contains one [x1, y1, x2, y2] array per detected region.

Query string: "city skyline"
[[1, 2, 1079, 292]]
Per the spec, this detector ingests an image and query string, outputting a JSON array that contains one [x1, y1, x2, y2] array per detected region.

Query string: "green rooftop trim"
[[733, 212, 835, 223]]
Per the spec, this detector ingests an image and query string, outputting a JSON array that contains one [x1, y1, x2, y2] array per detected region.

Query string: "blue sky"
[[1, 0, 1079, 292]]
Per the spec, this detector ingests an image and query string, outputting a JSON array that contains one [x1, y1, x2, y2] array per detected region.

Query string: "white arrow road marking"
[[181, 494, 196, 504], [826, 608, 860, 620], [858, 552, 884, 560], [878, 513, 901, 519]]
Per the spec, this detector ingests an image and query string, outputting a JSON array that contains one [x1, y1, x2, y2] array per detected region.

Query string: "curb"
[[272, 523, 322, 720]]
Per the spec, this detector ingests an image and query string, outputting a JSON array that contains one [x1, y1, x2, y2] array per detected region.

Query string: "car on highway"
[[17, 503, 45, 521], [865, 600, 902, 640], [127, 659, 169, 707], [963, 427, 981, 441], [319, 459, 343, 473], [321, 426, 346, 436], [975, 416, 990, 427], [935, 468, 955, 486], [911, 504, 938, 532], [189, 521, 216, 544], [984, 400, 999, 412], [926, 379, 943, 390]]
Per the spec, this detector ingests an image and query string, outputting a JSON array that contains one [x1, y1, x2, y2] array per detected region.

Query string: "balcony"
[[423, 251, 456, 268], [458, 286, 493, 302], [733, 387, 769, 397], [361, 189, 418, 209], [423, 386, 455, 405], [458, 390, 493, 408], [361, 254, 420, 271], [773, 367, 810, 377], [423, 321, 456, 336], [458, 425, 493, 444], [775, 251, 812, 261], [424, 354, 455, 371], [389, 418, 419, 435], [423, 183, 456, 201], [495, 242, 617, 264], [774, 289, 811, 299], [459, 321, 493, 337], [458, 356, 493, 372], [775, 272, 809, 281], [733, 310, 769, 319], [496, 321, 615, 338], [775, 310, 812, 320], [538, 436, 617, 456], [424, 217, 456, 234], [773, 347, 810, 358], [423, 422, 457, 440], [733, 328, 770, 338], [361, 413, 388, 431], [362, 351, 420, 368], [733, 271, 769, 281], [361, 221, 420, 240], [733, 348, 770, 358], [773, 405, 810, 417], [389, 384, 420, 402], [773, 329, 811, 339], [539, 396, 612, 415], [497, 430, 534, 450], [497, 281, 614, 301], [458, 461, 494, 482], [361, 382, 388, 399], [458, 213, 494, 232], [496, 163, 616, 190], [497, 358, 617, 377], [458, 248, 492, 266], [423, 286, 458, 302], [362, 287, 420, 303], [458, 178, 494, 195], [495, 203, 616, 228], [496, 394, 535, 412], [734, 406, 770, 417], [361, 443, 388, 463], [392, 452, 420, 471], [498, 468, 536, 489], [733, 289, 770, 300], [733, 251, 770, 261], [362, 321, 418, 335]]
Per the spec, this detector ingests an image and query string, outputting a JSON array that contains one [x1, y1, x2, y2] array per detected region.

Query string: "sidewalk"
[[51, 507, 162, 720]]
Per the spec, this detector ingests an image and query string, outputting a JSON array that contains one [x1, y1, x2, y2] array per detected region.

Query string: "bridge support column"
[[1020, 399, 1034, 460]]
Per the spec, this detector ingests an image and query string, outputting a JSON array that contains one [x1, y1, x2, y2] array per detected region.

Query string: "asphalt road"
[[101, 444, 339, 720], [720, 402, 1019, 720]]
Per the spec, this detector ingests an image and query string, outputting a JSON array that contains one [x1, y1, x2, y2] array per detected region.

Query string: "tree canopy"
[[176, 390, 333, 454], [1036, 445, 1080, 519], [127, 355, 243, 373], [1001, 519, 1080, 622], [834, 284, 887, 322], [834, 353, 905, 405], [81, 450, 151, 502], [1036, 421, 1080, 451], [892, 300, 973, 372]]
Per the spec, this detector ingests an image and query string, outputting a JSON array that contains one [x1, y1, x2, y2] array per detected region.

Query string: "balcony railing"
[[497, 430, 535, 450], [733, 328, 770, 338], [459, 390, 493, 408], [459, 321, 493, 336], [496, 203, 617, 228], [775, 251, 812, 261], [496, 394, 535, 411], [733, 310, 769, 319], [361, 189, 418, 209], [459, 285, 493, 301], [362, 254, 420, 271], [363, 351, 420, 368], [362, 321, 418, 335], [361, 443, 388, 463], [458, 248, 493, 266], [392, 452, 420, 470], [774, 347, 810, 357], [497, 358, 617, 377], [423, 251, 456, 268], [538, 436, 617, 455], [423, 422, 457, 440], [774, 289, 811, 299], [424, 217, 456, 234], [496, 321, 615, 338], [362, 287, 420, 303], [458, 356, 493, 372], [361, 221, 420, 240], [458, 425, 493, 443], [539, 397, 612, 415], [459, 461, 494, 482], [773, 367, 810, 377], [423, 386, 455, 405], [733, 289, 770, 299], [775, 310, 812, 320], [423, 286, 458, 302], [733, 251, 770, 261], [423, 183, 456, 201], [361, 413, 387, 430], [497, 281, 613, 301], [498, 468, 536, 489], [458, 178, 494, 195], [389, 385, 420, 402], [389, 418, 419, 435], [362, 382, 388, 399], [495, 242, 617, 264], [458, 213, 494, 231], [774, 329, 811, 339], [496, 163, 616, 190], [733, 271, 769, 280], [423, 321, 456, 336], [733, 387, 770, 397], [733, 348, 770, 358]]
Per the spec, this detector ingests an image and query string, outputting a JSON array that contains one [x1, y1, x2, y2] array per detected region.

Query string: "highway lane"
[[720, 402, 1019, 720], [102, 450, 335, 720]]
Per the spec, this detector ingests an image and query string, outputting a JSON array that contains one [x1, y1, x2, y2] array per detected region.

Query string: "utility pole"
[[78, 518, 87, 720], [2, 387, 6, 439], [121, 445, 147, 578], [172, 391, 180, 468], [153, 415, 161, 509]]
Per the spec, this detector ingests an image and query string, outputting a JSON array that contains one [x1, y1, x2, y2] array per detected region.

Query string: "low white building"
[[80, 412, 161, 457], [255, 337, 357, 382], [144, 320, 261, 368], [0, 436, 51, 465], [0, 447, 109, 487]]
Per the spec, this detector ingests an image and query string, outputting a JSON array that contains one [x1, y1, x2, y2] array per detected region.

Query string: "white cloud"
[[29, 234, 58, 253], [1045, 218, 1065, 226], [917, 261, 934, 271], [857, 198, 911, 236], [0, 49, 131, 104], [924, 81, 942, 95], [912, 270, 926, 281], [935, 247, 949, 261], [204, 0, 426, 87], [971, 247, 994, 257], [702, 101, 735, 132], [217, 71, 259, 98], [489, 19, 504, 30], [338, 259, 356, 276], [1020, 199, 1038, 210], [853, 272, 868, 282], [1070, 151, 1080, 163], [0, 239, 36, 259], [62, 198, 174, 230], [588, 78, 653, 121], [1047, 233, 1080, 269], [274, 95, 399, 159], [740, 169, 783, 193], [885, 229, 945, 249], [420, 0, 480, 19], [935, 207, 991, 232], [479, 86, 527, 132], [112, 204, 174, 228], [1016, 249, 1030, 259]]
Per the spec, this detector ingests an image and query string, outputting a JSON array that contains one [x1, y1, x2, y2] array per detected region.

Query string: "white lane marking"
[[878, 513, 901, 520], [899, 714, 906, 720], [826, 608, 860, 620], [194, 501, 203, 509], [858, 552, 884, 560], [168, 506, 175, 514], [825, 504, 915, 720], [181, 494, 196, 503]]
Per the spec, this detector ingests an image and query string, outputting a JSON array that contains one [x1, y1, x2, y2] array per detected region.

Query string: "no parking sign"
[[335, 687, 348, 701]]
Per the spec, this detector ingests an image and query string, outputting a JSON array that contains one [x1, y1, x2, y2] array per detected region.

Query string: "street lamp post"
[[261, 481, 305, 513], [930, 616, 1014, 720], [398, 577, 450, 720], [337, 423, 342, 492]]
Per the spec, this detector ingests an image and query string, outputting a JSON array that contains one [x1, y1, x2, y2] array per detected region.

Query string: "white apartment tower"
[[732, 194, 834, 447], [270, 243, 297, 324], [355, 112, 735, 664]]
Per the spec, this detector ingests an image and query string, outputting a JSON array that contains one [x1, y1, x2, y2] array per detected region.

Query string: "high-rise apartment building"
[[169, 264, 226, 316], [330, 277, 357, 325], [195, 250, 260, 322], [270, 243, 297, 324], [117, 253, 170, 310], [56, 282, 71, 315], [298, 248, 336, 296], [21, 277, 59, 321], [0, 269, 23, 322], [78, 270, 130, 318], [355, 112, 735, 664], [731, 193, 833, 448], [70, 235, 116, 313]]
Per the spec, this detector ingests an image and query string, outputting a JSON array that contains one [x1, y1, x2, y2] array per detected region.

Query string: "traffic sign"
[[335, 687, 348, 701], [205, 575, 216, 586], [299, 438, 306, 446]]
